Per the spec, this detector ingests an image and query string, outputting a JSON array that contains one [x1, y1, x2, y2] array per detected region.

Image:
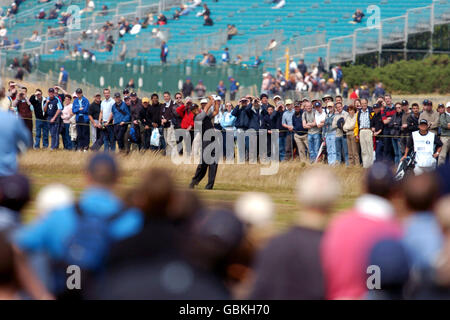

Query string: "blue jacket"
[[112, 101, 131, 124], [231, 105, 249, 129], [245, 105, 264, 131], [220, 111, 236, 128], [14, 187, 143, 261], [72, 96, 90, 122], [0, 111, 32, 176]]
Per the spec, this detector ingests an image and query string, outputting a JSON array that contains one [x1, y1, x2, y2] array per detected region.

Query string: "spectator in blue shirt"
[[402, 172, 443, 272], [216, 80, 227, 101], [13, 153, 143, 297], [112, 92, 131, 151], [43, 88, 63, 150], [229, 77, 240, 101], [0, 107, 32, 177], [221, 47, 230, 63], [72, 88, 90, 151]]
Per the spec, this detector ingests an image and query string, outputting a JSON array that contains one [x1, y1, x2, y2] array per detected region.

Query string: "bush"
[[341, 55, 450, 94]]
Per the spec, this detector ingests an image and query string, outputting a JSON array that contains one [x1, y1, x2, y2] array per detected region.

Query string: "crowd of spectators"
[[1, 139, 450, 299], [1, 79, 449, 172]]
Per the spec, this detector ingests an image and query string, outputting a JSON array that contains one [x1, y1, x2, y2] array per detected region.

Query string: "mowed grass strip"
[[19, 150, 363, 228]]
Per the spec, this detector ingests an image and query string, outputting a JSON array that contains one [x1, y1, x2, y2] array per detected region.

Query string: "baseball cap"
[[114, 92, 121, 98], [48, 87, 55, 93], [124, 96, 130, 101], [189, 104, 199, 112], [130, 92, 137, 97], [285, 99, 293, 105], [273, 95, 282, 100], [368, 239, 410, 287], [194, 208, 244, 257], [87, 153, 118, 178], [423, 99, 432, 105], [94, 93, 101, 97], [401, 100, 409, 106], [314, 101, 322, 108], [142, 97, 149, 103], [200, 98, 208, 104], [326, 101, 334, 108], [0, 174, 30, 212], [446, 102, 450, 108], [419, 119, 428, 125], [438, 103, 445, 108], [373, 103, 381, 109], [239, 97, 249, 103], [213, 95, 222, 101], [260, 93, 268, 100], [75, 88, 83, 94]]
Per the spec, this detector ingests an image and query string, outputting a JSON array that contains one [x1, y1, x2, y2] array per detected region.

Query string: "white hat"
[[273, 95, 282, 100], [213, 95, 222, 101], [234, 192, 274, 227], [36, 184, 74, 219], [200, 98, 208, 104], [446, 101, 450, 108]]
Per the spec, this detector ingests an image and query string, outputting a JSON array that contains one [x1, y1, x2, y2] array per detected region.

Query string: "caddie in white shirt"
[[402, 119, 443, 175]]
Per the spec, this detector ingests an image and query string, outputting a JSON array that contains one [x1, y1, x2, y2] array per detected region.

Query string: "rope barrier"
[[15, 115, 417, 138]]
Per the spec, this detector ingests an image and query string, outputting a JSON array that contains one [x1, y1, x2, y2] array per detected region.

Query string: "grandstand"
[[0, 0, 449, 89]]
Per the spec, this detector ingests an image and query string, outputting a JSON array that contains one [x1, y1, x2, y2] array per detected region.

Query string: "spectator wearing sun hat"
[[419, 99, 440, 135]]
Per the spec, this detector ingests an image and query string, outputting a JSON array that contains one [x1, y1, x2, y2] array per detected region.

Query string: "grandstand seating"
[[1, 0, 449, 71]]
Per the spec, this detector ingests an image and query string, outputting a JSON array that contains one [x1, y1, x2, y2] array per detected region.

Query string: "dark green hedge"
[[341, 55, 450, 94]]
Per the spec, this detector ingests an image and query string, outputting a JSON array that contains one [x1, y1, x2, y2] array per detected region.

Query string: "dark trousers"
[[383, 137, 394, 164], [62, 123, 72, 150], [76, 121, 90, 150], [114, 124, 128, 150], [191, 162, 218, 189], [142, 128, 151, 150], [49, 121, 60, 150], [191, 146, 218, 189], [34, 119, 49, 148], [91, 127, 104, 151], [103, 125, 116, 152], [375, 139, 384, 162]]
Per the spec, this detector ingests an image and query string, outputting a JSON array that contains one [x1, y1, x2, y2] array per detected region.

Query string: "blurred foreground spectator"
[[249, 168, 340, 299], [321, 162, 402, 299]]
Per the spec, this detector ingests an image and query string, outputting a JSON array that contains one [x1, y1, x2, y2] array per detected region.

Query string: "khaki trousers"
[[347, 133, 360, 166], [359, 129, 374, 168], [294, 133, 308, 162], [439, 136, 450, 166]]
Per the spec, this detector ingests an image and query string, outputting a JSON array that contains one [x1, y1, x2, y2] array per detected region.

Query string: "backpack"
[[129, 125, 140, 143], [61, 202, 126, 271]]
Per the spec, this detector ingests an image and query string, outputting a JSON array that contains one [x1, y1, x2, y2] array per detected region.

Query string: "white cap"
[[446, 101, 450, 108], [200, 98, 208, 104], [213, 95, 222, 101], [234, 192, 274, 227], [273, 95, 282, 100], [36, 184, 75, 219]]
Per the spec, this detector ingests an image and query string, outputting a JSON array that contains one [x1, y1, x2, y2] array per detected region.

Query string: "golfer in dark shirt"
[[189, 96, 220, 190]]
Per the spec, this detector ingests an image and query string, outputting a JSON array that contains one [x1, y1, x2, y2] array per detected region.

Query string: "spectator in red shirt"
[[321, 162, 402, 300], [176, 97, 195, 155]]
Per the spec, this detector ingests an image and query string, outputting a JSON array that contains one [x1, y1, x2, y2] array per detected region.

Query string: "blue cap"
[[87, 153, 118, 176], [369, 238, 410, 286], [423, 99, 432, 106], [314, 101, 322, 108]]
